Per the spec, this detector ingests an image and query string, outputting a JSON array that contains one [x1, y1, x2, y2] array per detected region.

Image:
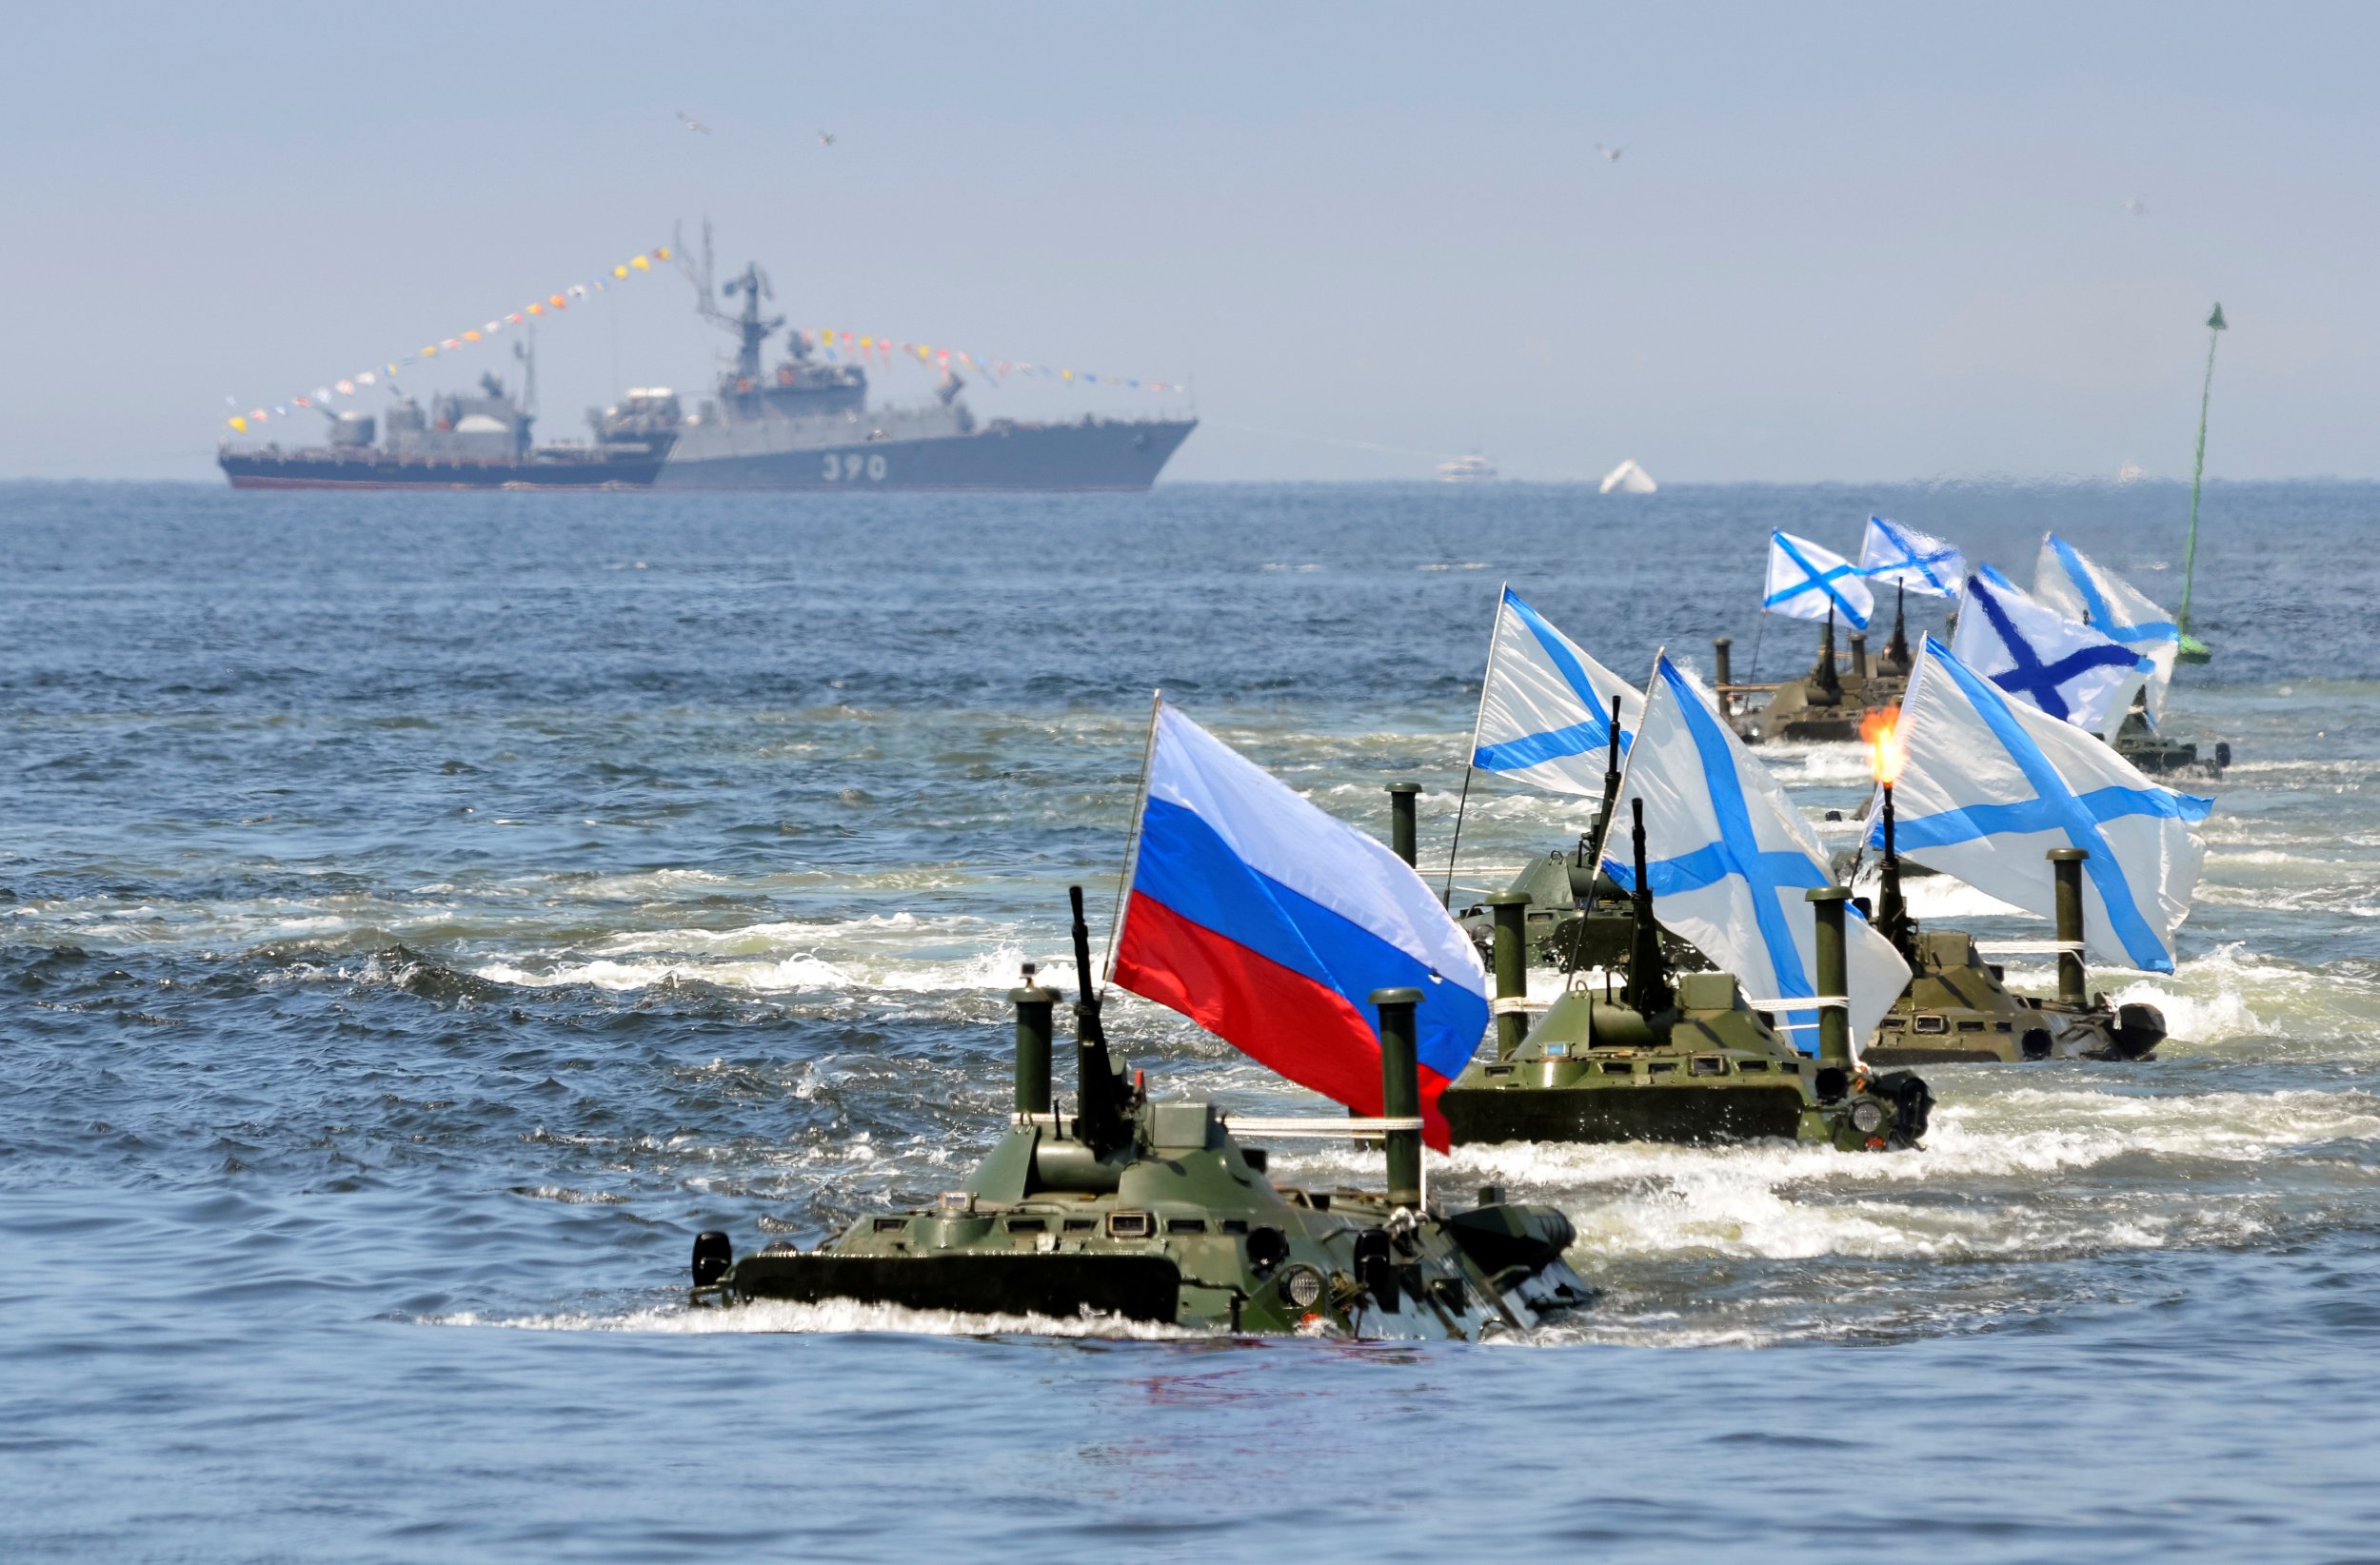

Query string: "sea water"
[[1, 480, 2375, 1561]]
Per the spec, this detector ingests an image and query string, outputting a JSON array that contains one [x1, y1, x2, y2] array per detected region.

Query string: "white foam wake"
[[426, 1299, 1209, 1340]]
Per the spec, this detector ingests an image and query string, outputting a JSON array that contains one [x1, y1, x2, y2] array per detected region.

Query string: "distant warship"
[[650, 229, 1197, 491], [217, 369, 672, 490], [220, 226, 1195, 494]]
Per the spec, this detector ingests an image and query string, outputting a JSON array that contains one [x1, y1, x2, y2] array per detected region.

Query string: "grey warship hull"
[[654, 414, 1198, 491]]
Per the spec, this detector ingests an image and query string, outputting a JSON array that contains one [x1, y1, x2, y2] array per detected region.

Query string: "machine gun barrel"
[[1067, 884, 1133, 1153], [1068, 884, 1105, 1046], [1581, 695, 1626, 899], [1877, 782, 1912, 958], [1621, 797, 1674, 1016]]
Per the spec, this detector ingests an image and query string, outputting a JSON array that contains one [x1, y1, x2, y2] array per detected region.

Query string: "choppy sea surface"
[[3, 479, 2376, 1562]]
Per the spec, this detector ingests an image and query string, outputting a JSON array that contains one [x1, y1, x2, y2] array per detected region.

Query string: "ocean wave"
[[474, 941, 1055, 997]]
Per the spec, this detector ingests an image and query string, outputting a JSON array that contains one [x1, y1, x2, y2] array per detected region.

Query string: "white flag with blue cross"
[[1858, 516, 1966, 599], [1602, 653, 1910, 1052], [1950, 570, 2142, 734], [2032, 534, 2181, 723], [1469, 587, 1645, 798], [1763, 530, 1874, 628], [1871, 637, 2211, 974]]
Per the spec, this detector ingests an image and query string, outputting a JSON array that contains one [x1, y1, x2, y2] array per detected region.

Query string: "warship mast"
[[677, 218, 784, 385]]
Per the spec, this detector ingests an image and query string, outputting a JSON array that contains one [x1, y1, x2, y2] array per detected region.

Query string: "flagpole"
[[2177, 302, 2225, 664], [1596, 649, 1658, 874], [1101, 689, 1164, 987], [1440, 584, 1508, 906]]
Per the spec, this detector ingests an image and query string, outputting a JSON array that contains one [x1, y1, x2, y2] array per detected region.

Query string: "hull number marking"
[[823, 452, 888, 482]]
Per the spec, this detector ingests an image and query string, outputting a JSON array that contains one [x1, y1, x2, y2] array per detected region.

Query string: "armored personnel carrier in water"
[[690, 892, 1589, 1338], [1437, 801, 1933, 1150], [649, 230, 1197, 491], [1721, 610, 1910, 746], [2109, 698, 2230, 782], [1860, 782, 2164, 1064]]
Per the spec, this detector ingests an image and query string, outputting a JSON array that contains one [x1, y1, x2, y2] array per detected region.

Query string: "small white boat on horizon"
[[1599, 458, 1657, 495], [1436, 453, 1497, 483]]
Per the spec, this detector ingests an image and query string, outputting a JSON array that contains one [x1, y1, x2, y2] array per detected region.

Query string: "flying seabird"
[[677, 110, 713, 135]]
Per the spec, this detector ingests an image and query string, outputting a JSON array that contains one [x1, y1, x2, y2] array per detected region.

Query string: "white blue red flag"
[[1951, 570, 2141, 734], [2032, 534, 2181, 723], [1858, 516, 1966, 599], [1871, 638, 2211, 973], [1112, 703, 1490, 1147], [1604, 656, 1909, 1052], [1469, 586, 1644, 797], [1763, 530, 1874, 628]]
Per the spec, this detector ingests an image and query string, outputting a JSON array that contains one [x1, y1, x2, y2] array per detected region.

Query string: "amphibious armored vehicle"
[[1721, 607, 1911, 746], [690, 891, 1590, 1338], [1438, 801, 1933, 1151], [1860, 788, 2164, 1065], [2109, 699, 2231, 782]]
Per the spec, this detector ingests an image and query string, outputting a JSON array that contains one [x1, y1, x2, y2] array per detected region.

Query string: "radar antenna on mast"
[[673, 217, 784, 384]]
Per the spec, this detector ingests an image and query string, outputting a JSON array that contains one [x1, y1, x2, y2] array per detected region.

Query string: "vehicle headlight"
[[1279, 1264, 1323, 1310], [1850, 1099, 1885, 1134]]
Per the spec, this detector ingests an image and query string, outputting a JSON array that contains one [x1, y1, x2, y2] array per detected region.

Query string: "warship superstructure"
[[651, 235, 1197, 491]]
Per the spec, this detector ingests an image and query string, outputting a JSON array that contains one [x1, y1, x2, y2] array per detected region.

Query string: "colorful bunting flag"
[[227, 240, 1176, 438]]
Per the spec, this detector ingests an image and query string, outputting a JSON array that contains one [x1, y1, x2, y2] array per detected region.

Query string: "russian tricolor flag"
[[1111, 704, 1491, 1149]]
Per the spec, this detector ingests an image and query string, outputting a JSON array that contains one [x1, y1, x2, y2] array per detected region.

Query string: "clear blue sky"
[[5, 2, 2373, 482]]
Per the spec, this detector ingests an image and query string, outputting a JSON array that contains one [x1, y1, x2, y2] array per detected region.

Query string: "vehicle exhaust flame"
[[1862, 707, 1905, 787]]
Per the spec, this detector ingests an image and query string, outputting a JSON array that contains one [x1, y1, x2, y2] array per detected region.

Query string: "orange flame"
[[1862, 706, 1905, 786]]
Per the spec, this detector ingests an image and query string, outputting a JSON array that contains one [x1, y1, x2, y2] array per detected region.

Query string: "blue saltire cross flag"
[[1868, 637, 2211, 973], [1763, 530, 1874, 628], [2032, 534, 2182, 723], [1603, 654, 1909, 1050], [1469, 586, 1645, 798], [1858, 516, 1966, 598], [1951, 571, 2142, 733]]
